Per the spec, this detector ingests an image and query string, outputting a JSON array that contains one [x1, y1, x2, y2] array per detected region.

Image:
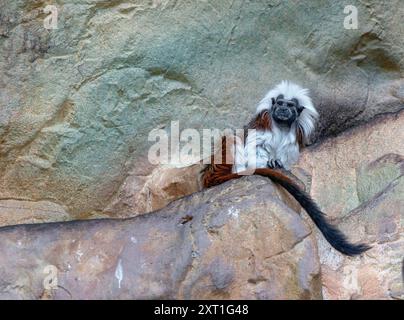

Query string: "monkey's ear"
[[292, 98, 305, 114], [271, 97, 275, 105]]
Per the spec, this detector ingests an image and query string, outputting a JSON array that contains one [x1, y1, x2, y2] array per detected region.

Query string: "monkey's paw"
[[267, 159, 284, 169]]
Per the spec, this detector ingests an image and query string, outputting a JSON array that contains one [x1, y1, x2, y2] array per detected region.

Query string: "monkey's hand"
[[267, 159, 284, 169]]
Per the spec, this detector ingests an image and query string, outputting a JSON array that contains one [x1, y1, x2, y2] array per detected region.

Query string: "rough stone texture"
[[298, 111, 404, 218], [0, 199, 71, 227], [104, 163, 204, 217], [1, 0, 404, 218], [0, 176, 321, 300], [296, 111, 404, 300]]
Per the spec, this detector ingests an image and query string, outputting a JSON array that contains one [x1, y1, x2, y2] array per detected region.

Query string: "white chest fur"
[[233, 124, 300, 172]]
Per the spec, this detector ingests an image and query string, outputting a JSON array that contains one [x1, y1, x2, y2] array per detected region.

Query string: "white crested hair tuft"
[[256, 80, 319, 140]]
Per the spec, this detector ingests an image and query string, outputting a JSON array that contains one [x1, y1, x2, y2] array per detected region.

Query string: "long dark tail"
[[254, 169, 371, 256]]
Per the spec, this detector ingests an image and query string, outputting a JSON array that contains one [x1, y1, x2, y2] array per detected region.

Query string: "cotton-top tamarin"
[[202, 81, 370, 256]]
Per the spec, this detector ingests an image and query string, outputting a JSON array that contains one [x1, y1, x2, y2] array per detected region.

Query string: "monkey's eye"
[[287, 102, 295, 108]]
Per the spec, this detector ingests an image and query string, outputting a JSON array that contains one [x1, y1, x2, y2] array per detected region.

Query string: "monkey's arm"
[[233, 130, 270, 173]]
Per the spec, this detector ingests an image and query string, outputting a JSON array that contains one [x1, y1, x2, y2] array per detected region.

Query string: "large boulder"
[[0, 176, 321, 300], [1, 0, 404, 218]]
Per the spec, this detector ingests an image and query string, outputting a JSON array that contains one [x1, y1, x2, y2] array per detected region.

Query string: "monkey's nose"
[[277, 107, 291, 116], [275, 107, 292, 121]]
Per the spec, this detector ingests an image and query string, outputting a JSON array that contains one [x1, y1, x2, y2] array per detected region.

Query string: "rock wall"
[[1, 0, 404, 218]]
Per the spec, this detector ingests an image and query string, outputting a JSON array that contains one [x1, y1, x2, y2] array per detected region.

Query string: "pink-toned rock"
[[0, 176, 321, 300]]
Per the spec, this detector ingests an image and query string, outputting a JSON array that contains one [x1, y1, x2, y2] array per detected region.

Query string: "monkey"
[[202, 81, 370, 256]]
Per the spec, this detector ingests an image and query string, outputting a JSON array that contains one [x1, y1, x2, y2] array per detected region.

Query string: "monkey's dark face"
[[271, 94, 305, 126]]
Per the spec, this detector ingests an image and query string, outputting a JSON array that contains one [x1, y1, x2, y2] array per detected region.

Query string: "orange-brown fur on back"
[[202, 109, 304, 188], [201, 129, 300, 189], [246, 110, 272, 131], [202, 135, 233, 188]]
